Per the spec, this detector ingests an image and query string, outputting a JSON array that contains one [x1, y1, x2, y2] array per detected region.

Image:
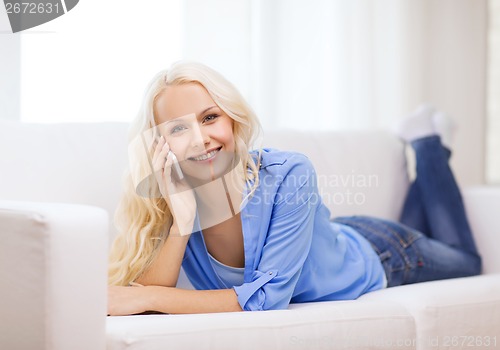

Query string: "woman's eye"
[[170, 125, 187, 134], [202, 114, 219, 123]]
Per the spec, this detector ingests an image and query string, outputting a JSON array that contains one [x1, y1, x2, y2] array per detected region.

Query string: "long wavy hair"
[[108, 61, 262, 286]]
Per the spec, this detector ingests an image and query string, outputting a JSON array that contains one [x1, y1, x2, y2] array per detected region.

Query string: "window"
[[20, 0, 182, 123]]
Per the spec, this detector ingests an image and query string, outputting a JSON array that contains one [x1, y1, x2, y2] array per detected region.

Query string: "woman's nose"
[[191, 125, 210, 149]]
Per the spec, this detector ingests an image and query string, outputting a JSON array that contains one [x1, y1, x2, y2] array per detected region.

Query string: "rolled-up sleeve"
[[233, 157, 319, 311]]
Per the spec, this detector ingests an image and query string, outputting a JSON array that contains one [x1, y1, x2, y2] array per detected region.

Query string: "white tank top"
[[208, 252, 245, 287]]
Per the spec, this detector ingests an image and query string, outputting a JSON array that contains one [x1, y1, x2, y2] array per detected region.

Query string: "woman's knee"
[[467, 253, 482, 276]]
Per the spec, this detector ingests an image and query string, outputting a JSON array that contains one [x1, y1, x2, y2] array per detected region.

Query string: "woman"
[[107, 61, 481, 315]]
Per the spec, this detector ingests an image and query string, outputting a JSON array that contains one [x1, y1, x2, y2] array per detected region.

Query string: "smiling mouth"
[[189, 147, 222, 162]]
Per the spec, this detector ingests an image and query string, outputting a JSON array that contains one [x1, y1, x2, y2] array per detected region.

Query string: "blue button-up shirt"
[[182, 149, 386, 311]]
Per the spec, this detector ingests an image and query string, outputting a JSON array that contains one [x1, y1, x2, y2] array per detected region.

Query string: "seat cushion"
[[107, 300, 416, 350], [358, 274, 500, 350]]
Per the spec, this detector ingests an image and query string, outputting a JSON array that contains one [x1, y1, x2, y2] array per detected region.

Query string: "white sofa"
[[1, 120, 499, 350]]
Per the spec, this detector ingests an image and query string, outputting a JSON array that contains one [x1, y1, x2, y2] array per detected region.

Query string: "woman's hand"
[[107, 284, 151, 316], [152, 136, 196, 236]]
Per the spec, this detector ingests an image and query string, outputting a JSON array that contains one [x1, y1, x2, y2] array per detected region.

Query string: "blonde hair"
[[108, 61, 262, 286]]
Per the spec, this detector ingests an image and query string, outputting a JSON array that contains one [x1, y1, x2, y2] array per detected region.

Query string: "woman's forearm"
[[146, 286, 243, 314], [135, 225, 190, 287]]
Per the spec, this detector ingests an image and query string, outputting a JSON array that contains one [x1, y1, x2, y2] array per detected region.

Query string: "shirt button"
[[269, 272, 273, 275]]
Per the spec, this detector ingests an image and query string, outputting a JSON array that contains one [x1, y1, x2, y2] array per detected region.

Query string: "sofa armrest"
[[0, 201, 108, 350], [463, 186, 500, 274]]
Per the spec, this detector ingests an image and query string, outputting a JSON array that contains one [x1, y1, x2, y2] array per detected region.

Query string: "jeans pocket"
[[335, 215, 427, 286], [383, 221, 423, 248]]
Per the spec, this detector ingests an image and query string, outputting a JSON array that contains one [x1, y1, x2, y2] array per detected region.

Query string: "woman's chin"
[[183, 152, 237, 187], [184, 166, 230, 186]]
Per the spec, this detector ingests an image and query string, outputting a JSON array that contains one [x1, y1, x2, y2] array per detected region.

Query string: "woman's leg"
[[409, 135, 480, 256], [399, 180, 430, 236], [335, 214, 482, 287], [397, 106, 479, 255], [335, 127, 482, 287], [397, 105, 435, 236]]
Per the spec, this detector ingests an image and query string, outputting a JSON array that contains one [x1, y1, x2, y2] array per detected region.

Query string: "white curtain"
[[184, 0, 434, 130], [184, 0, 488, 186]]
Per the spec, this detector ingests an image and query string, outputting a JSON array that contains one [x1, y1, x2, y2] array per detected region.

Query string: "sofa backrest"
[[0, 121, 409, 238], [0, 121, 130, 238], [262, 129, 409, 220]]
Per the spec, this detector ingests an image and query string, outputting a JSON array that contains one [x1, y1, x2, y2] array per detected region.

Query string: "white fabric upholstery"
[[463, 186, 500, 274], [0, 120, 130, 238], [0, 201, 109, 350], [359, 275, 500, 350], [262, 129, 409, 221], [107, 301, 416, 350], [1, 120, 499, 350]]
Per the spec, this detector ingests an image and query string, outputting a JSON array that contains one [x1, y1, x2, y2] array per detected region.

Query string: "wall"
[[0, 9, 20, 120], [424, 0, 487, 186], [487, 0, 500, 184]]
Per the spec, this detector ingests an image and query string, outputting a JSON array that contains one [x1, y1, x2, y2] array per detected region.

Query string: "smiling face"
[[154, 83, 236, 184]]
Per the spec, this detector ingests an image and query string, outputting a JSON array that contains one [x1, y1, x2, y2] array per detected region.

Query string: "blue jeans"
[[334, 136, 482, 287]]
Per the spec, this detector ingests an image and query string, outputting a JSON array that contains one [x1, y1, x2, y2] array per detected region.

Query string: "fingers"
[[128, 282, 144, 287], [152, 136, 170, 173], [152, 135, 164, 162], [151, 137, 177, 201]]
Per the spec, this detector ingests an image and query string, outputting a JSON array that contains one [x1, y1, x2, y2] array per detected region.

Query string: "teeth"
[[193, 149, 218, 161]]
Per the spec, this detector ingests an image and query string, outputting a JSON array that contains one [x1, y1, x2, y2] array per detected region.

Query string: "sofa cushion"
[[358, 274, 500, 350], [0, 121, 129, 238], [107, 300, 416, 350], [263, 129, 409, 220]]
